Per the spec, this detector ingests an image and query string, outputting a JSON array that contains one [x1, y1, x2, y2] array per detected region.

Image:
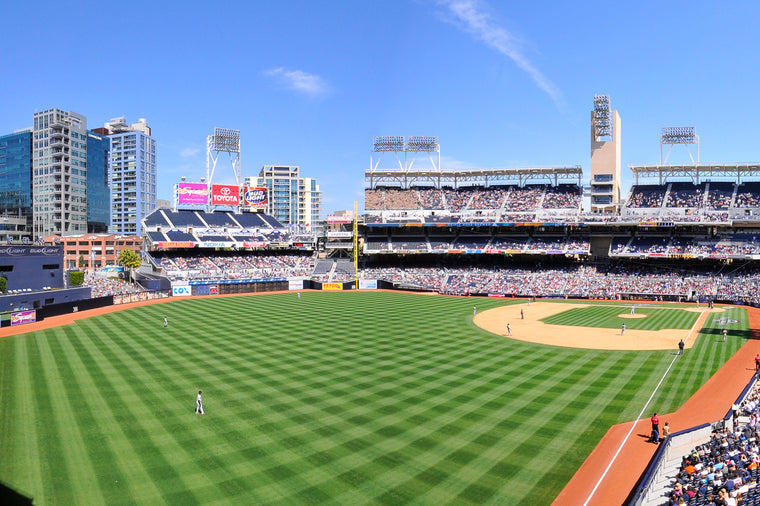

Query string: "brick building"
[[43, 233, 142, 269]]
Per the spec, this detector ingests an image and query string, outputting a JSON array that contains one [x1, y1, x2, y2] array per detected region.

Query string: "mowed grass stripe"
[[517, 351, 671, 505], [2, 338, 43, 500], [25, 336, 79, 505], [99, 303, 345, 502], [77, 319, 219, 504], [64, 323, 175, 504], [45, 327, 147, 504], [542, 305, 699, 330], [0, 292, 748, 505]]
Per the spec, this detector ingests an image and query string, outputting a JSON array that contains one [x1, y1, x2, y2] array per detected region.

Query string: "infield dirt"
[[474, 301, 724, 350]]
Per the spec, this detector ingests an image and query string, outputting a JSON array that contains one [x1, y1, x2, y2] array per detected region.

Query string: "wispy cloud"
[[440, 155, 475, 170], [438, 0, 564, 110], [180, 147, 201, 158], [265, 67, 329, 97]]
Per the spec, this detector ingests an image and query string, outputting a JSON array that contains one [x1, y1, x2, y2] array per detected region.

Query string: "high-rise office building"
[[245, 165, 322, 228], [86, 131, 110, 232], [93, 118, 156, 235], [32, 109, 96, 237], [0, 129, 33, 241]]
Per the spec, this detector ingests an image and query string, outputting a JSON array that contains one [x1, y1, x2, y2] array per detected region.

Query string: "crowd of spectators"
[[612, 235, 760, 258], [469, 187, 509, 210], [627, 186, 667, 208], [369, 236, 591, 253], [366, 182, 760, 226], [357, 264, 760, 305], [663, 379, 760, 506], [147, 250, 760, 306], [503, 186, 544, 212], [83, 270, 144, 298], [667, 184, 706, 208], [735, 184, 760, 208], [542, 185, 582, 209], [159, 254, 314, 282], [365, 185, 580, 215]]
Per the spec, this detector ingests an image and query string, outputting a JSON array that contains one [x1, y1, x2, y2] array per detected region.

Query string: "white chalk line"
[[582, 310, 705, 505]]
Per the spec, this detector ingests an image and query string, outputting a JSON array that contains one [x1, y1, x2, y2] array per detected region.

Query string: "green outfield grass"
[[541, 305, 700, 330], [0, 292, 749, 505]]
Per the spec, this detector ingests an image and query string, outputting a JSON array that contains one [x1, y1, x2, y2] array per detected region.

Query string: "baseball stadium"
[[3, 97, 760, 505]]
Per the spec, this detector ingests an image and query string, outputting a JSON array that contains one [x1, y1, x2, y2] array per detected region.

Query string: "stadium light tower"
[[660, 127, 699, 165], [206, 127, 241, 210], [592, 95, 612, 141], [590, 94, 621, 213], [369, 135, 440, 173], [405, 136, 440, 172], [370, 136, 405, 172]]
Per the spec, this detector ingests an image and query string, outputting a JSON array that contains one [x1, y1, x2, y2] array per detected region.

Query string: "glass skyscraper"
[[0, 129, 33, 241], [86, 131, 110, 233]]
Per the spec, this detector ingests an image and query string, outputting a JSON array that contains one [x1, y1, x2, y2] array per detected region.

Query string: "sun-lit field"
[[0, 292, 748, 504]]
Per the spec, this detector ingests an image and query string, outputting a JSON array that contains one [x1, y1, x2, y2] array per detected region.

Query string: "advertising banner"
[[177, 183, 208, 204], [327, 231, 353, 239], [11, 310, 36, 326], [200, 242, 232, 248], [172, 285, 192, 297], [211, 184, 240, 206], [242, 241, 267, 248], [358, 279, 378, 290], [327, 215, 353, 224], [289, 279, 304, 291], [0, 246, 61, 257], [243, 187, 268, 208], [322, 282, 343, 290], [159, 242, 196, 249]]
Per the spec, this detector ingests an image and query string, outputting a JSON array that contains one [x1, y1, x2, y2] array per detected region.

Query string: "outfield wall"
[[0, 286, 92, 315]]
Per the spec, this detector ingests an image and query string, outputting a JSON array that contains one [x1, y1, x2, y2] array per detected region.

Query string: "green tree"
[[0, 277, 6, 293], [78, 254, 86, 268], [118, 249, 142, 270], [69, 271, 84, 286]]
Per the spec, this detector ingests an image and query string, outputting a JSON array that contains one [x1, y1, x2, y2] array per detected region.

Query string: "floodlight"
[[210, 128, 240, 152], [592, 95, 612, 138], [661, 127, 697, 145], [372, 136, 404, 152], [406, 136, 439, 152]]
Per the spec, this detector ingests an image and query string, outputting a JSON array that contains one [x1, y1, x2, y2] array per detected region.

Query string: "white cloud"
[[179, 147, 201, 158], [440, 155, 475, 170], [439, 0, 564, 110], [265, 67, 329, 97]]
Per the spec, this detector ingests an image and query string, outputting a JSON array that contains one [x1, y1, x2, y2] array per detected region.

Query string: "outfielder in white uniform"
[[196, 390, 205, 415]]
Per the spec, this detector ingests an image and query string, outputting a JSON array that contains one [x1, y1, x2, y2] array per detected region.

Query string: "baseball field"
[[0, 291, 749, 504]]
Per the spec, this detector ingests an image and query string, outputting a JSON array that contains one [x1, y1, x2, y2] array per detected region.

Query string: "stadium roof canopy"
[[365, 166, 583, 189], [628, 163, 760, 185]]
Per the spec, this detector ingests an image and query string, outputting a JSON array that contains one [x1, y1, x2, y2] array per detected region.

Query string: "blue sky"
[[3, 0, 760, 214]]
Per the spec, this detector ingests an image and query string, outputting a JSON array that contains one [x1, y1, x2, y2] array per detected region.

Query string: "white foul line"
[[582, 309, 705, 506]]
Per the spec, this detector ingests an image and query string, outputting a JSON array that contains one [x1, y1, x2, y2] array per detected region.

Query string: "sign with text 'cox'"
[[211, 184, 240, 206], [244, 187, 267, 208], [172, 285, 192, 297]]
